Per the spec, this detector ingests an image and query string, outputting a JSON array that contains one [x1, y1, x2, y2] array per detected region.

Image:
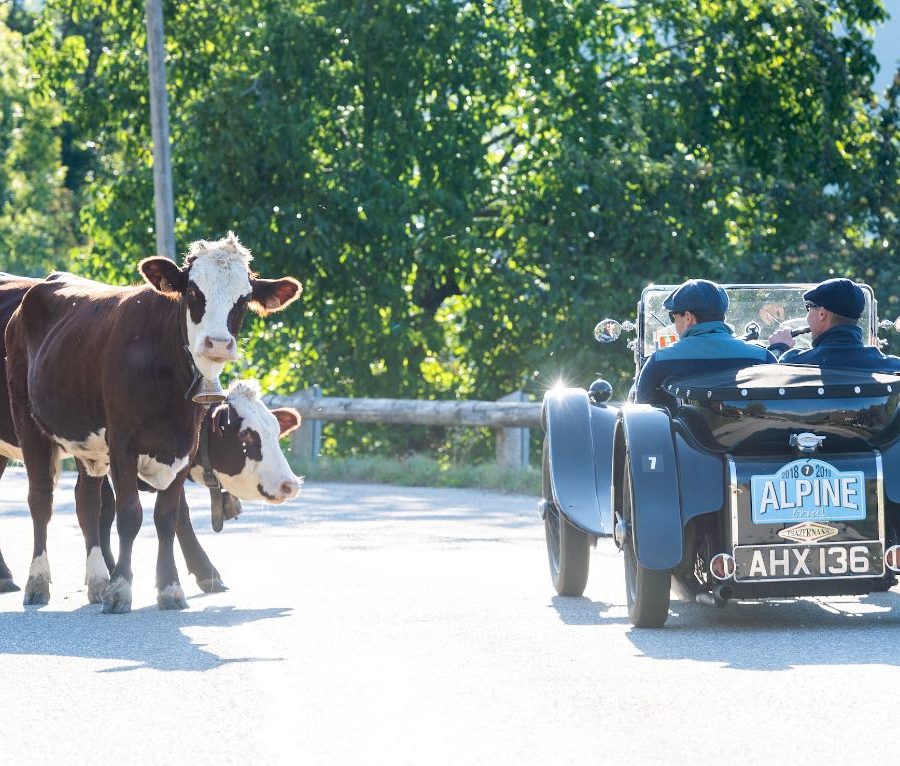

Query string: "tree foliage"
[[0, 3, 75, 275], [5, 0, 900, 456]]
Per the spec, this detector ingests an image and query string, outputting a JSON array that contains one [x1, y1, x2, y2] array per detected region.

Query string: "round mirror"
[[594, 319, 622, 343], [742, 321, 760, 341]]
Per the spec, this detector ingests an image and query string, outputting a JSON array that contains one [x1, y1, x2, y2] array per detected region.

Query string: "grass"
[[288, 453, 541, 495], [39, 453, 541, 496]]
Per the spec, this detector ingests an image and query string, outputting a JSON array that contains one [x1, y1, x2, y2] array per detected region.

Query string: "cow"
[[5, 233, 301, 612], [178, 378, 303, 592], [1, 274, 302, 595]]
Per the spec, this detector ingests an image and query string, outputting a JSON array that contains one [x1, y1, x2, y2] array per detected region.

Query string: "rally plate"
[[750, 458, 865, 524], [733, 541, 884, 582]]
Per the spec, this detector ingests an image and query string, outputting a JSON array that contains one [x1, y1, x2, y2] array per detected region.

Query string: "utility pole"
[[145, 0, 176, 260]]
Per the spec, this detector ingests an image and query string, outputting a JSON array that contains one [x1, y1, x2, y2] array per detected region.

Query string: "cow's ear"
[[272, 408, 301, 438], [249, 277, 302, 315], [140, 257, 187, 294]]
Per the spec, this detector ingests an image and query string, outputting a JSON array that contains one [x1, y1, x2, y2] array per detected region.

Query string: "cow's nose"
[[200, 336, 236, 360], [280, 479, 300, 499]]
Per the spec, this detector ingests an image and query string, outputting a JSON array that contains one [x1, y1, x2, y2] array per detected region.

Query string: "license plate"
[[750, 458, 865, 524], [733, 541, 883, 581]]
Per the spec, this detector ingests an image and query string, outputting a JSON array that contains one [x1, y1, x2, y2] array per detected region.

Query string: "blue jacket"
[[635, 321, 776, 405], [778, 324, 900, 371]]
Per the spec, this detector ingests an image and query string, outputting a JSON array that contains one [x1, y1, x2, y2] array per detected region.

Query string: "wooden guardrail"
[[265, 387, 541, 468]]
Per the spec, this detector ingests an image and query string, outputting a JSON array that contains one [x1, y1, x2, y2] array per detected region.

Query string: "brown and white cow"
[[107, 378, 302, 594], [0, 275, 302, 595], [5, 233, 301, 612]]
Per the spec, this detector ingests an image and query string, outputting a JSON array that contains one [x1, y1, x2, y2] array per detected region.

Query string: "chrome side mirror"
[[594, 319, 621, 343], [593, 318, 636, 344]]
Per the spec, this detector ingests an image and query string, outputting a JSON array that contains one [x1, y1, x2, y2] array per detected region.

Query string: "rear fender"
[[543, 387, 616, 535], [618, 404, 682, 570]]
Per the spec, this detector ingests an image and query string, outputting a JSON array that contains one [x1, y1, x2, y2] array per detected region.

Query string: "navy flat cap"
[[804, 278, 865, 320], [663, 279, 729, 316]]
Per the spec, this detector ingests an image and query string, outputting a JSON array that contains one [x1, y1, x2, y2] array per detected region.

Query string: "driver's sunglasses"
[[668, 311, 684, 322], [804, 301, 820, 311]]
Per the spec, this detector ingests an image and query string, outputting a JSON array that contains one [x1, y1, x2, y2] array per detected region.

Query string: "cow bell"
[[192, 376, 226, 405]]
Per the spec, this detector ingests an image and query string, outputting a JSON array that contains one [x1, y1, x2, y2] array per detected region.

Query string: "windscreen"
[[638, 284, 875, 363]]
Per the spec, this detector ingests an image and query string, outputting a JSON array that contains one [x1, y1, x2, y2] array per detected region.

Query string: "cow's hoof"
[[87, 575, 110, 605], [196, 575, 228, 593], [157, 583, 188, 610], [0, 578, 21, 593], [23, 576, 50, 605], [101, 577, 132, 614]]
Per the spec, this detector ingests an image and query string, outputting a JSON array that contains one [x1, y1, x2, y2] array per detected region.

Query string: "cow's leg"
[[104, 444, 142, 614], [0, 456, 21, 593], [155, 478, 189, 610], [99, 477, 116, 572], [176, 491, 227, 593], [74, 462, 109, 604], [7, 325, 59, 605], [19, 440, 58, 606], [8, 414, 58, 605]]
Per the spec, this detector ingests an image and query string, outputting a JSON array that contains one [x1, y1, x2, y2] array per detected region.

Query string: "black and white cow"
[[5, 233, 301, 612], [114, 378, 302, 594]]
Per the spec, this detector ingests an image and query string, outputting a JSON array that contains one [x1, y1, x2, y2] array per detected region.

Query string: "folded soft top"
[[665, 363, 900, 401]]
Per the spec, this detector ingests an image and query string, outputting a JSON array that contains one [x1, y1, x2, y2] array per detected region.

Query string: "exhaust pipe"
[[695, 584, 733, 608]]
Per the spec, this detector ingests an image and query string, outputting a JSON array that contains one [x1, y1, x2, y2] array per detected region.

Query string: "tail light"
[[709, 552, 736, 581], [885, 545, 900, 573]]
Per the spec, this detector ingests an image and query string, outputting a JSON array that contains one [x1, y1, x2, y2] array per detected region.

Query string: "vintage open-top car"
[[540, 283, 900, 627]]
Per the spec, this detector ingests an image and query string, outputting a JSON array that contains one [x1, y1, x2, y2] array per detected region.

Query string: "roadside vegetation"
[[3, 0, 899, 469], [289, 453, 541, 496]]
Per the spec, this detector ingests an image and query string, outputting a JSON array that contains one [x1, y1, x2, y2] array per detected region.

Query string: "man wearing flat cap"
[[769, 278, 900, 371], [634, 279, 776, 405]]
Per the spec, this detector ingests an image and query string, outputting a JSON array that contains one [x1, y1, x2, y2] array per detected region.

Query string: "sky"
[[873, 1, 900, 95]]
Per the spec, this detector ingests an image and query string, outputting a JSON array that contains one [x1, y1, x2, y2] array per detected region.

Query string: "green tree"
[[0, 4, 75, 275], [17, 0, 900, 458], [469, 0, 897, 396]]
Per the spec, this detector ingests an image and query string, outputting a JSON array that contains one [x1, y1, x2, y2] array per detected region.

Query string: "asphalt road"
[[2, 467, 900, 765]]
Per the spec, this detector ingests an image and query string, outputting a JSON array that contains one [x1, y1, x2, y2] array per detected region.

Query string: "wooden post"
[[495, 391, 530, 469], [290, 385, 323, 463], [145, 0, 176, 260]]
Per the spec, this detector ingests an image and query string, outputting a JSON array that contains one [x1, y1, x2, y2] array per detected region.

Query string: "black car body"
[[540, 283, 900, 627]]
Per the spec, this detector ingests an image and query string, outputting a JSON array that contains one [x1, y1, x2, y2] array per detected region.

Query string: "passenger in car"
[[634, 279, 777, 405], [768, 278, 900, 372]]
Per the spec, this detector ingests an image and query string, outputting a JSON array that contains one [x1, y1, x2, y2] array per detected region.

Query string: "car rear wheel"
[[543, 438, 590, 596], [622, 464, 670, 628]]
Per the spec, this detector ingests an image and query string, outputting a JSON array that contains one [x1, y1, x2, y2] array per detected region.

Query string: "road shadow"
[[550, 595, 631, 626], [627, 591, 900, 670], [0, 603, 291, 673]]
